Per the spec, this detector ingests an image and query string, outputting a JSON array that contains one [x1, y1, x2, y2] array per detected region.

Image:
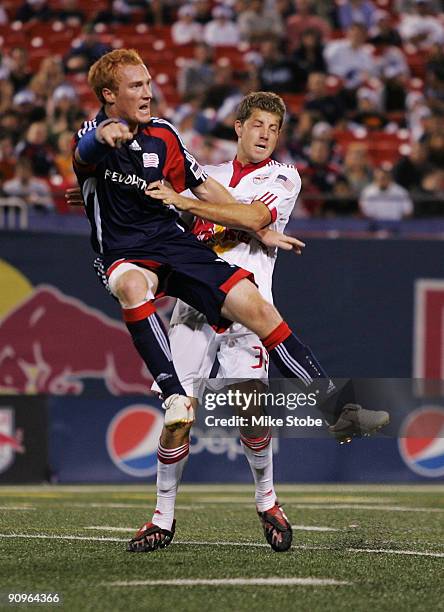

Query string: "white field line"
[[85, 525, 340, 533], [69, 500, 444, 513], [1, 484, 443, 494], [71, 503, 199, 510], [0, 506, 35, 510], [1, 533, 443, 558], [105, 578, 350, 587]]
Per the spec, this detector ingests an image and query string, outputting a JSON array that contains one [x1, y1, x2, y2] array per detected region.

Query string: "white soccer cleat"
[[162, 394, 194, 428]]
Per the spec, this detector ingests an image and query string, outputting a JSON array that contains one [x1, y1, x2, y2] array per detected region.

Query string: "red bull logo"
[[0, 284, 155, 396], [398, 407, 444, 478], [414, 279, 444, 381], [0, 408, 24, 473], [106, 405, 164, 477]]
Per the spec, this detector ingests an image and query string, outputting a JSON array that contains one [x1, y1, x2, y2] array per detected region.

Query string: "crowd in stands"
[[0, 0, 443, 220]]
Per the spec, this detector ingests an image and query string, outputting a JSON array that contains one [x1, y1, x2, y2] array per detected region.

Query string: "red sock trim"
[[123, 301, 156, 323], [157, 442, 190, 465], [240, 430, 271, 451], [261, 321, 292, 352]]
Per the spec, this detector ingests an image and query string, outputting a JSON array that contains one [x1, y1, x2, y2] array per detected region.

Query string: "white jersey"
[[170, 158, 301, 326]]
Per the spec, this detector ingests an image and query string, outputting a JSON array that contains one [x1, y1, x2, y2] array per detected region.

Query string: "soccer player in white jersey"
[[130, 92, 303, 553]]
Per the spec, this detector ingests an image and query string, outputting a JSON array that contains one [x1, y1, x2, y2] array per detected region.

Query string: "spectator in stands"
[[337, 0, 376, 31], [324, 176, 359, 216], [303, 71, 343, 125], [393, 141, 430, 190], [343, 141, 373, 193], [236, 0, 283, 43], [55, 0, 85, 26], [6, 47, 32, 94], [258, 37, 305, 93], [177, 42, 215, 98], [0, 133, 16, 182], [0, 75, 14, 117], [15, 0, 53, 23], [3, 157, 54, 210], [324, 22, 377, 90], [369, 9, 402, 47], [203, 5, 240, 46], [193, 0, 212, 25], [30, 56, 65, 102], [292, 28, 327, 85], [55, 130, 76, 185], [406, 91, 431, 139], [11, 89, 39, 125], [398, 0, 444, 50], [425, 42, 444, 114], [426, 130, 444, 167], [15, 121, 56, 178], [0, 6, 8, 24], [171, 5, 203, 45], [0, 110, 20, 144], [352, 87, 388, 130], [359, 164, 413, 219], [286, 110, 317, 162], [286, 0, 331, 54], [416, 168, 444, 215], [299, 138, 343, 213], [64, 24, 112, 74], [47, 84, 83, 142]]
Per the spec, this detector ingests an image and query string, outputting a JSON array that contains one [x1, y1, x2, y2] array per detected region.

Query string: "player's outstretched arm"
[[147, 180, 271, 232], [74, 119, 133, 165]]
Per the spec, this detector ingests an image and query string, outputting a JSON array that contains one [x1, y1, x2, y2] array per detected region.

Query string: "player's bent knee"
[[108, 264, 157, 307]]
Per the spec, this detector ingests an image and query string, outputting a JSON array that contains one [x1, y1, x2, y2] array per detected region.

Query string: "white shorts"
[[152, 316, 269, 398]]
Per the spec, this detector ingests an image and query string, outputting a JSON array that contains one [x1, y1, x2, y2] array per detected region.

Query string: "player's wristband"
[[77, 129, 110, 164], [77, 119, 128, 164]]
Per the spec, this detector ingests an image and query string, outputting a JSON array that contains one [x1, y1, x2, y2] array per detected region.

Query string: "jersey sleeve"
[[147, 120, 207, 192], [253, 166, 302, 226]]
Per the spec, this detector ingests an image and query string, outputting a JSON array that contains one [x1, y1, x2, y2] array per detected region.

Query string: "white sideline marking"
[[0, 506, 35, 511], [85, 525, 339, 534], [105, 578, 349, 587], [72, 503, 198, 510], [292, 525, 339, 532], [1, 534, 444, 558], [290, 504, 444, 513]]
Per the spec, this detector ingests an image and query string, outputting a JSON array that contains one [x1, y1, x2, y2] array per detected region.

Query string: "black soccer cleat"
[[127, 520, 176, 552], [257, 502, 293, 552], [329, 404, 390, 444]]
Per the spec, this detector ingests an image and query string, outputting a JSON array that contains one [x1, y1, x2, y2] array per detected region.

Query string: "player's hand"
[[146, 181, 190, 209], [97, 122, 133, 148], [256, 228, 305, 254], [65, 187, 84, 207]]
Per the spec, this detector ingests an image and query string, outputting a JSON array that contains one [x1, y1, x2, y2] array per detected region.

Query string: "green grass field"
[[1, 484, 443, 612]]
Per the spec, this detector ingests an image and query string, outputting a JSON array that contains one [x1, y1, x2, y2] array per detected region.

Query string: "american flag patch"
[[143, 153, 159, 168], [275, 174, 295, 192]]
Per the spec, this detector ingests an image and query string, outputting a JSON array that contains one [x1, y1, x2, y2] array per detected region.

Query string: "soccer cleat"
[[162, 394, 194, 429], [257, 502, 293, 552], [329, 404, 390, 444], [127, 520, 176, 552]]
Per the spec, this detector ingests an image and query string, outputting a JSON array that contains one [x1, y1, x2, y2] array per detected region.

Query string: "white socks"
[[240, 431, 276, 512], [151, 441, 189, 530]]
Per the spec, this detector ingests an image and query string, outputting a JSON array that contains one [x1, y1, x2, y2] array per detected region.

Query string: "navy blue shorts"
[[103, 229, 254, 331]]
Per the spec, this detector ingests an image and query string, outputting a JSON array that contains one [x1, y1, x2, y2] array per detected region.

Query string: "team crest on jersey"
[[253, 174, 270, 184], [143, 153, 159, 168]]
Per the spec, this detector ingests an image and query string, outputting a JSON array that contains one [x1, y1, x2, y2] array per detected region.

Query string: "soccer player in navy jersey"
[[72, 50, 389, 551]]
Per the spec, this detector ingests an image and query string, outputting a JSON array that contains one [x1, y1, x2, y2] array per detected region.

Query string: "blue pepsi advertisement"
[[49, 393, 444, 483]]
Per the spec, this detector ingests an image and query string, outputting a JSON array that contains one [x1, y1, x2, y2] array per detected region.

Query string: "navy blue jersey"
[[73, 110, 208, 256]]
